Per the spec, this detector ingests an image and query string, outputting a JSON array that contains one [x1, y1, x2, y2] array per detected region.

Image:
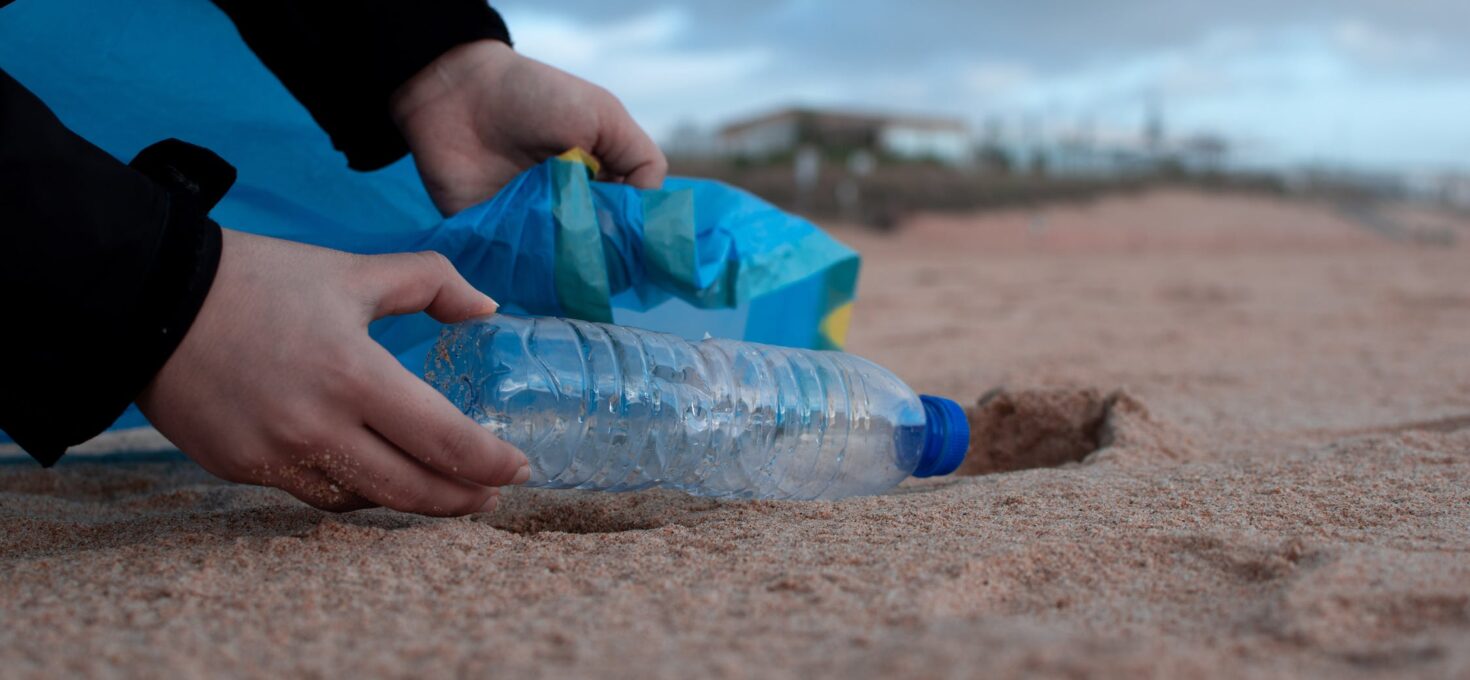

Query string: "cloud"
[[496, 0, 1470, 73], [492, 1, 1470, 171], [962, 63, 1033, 96], [1331, 19, 1441, 67], [501, 7, 781, 130], [509, 7, 685, 64]]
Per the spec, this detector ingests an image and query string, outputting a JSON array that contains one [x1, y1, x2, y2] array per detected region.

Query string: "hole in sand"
[[486, 505, 663, 535], [480, 489, 714, 535], [957, 387, 1199, 476]]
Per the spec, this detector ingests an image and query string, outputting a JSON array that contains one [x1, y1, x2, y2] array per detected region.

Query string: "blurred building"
[[718, 107, 971, 165], [664, 120, 721, 159], [993, 122, 1231, 178], [1174, 134, 1230, 173]]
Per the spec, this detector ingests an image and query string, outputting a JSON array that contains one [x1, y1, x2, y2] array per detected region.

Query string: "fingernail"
[[477, 494, 499, 513], [511, 464, 531, 485], [484, 295, 499, 313]]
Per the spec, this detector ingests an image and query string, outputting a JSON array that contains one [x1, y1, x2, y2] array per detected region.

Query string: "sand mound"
[[958, 387, 1200, 476]]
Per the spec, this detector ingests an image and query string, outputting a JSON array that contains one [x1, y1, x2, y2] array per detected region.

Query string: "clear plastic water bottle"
[[428, 315, 968, 500]]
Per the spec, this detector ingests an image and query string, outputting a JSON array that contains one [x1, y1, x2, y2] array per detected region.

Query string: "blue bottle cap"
[[912, 395, 970, 478]]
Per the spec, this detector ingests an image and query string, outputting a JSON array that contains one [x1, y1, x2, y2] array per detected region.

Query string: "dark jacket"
[[0, 0, 511, 465]]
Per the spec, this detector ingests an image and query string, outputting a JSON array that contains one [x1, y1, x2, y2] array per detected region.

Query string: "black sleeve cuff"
[[8, 211, 222, 467], [212, 0, 513, 171], [0, 135, 227, 466]]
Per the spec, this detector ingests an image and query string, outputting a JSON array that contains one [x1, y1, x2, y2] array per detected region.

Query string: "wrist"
[[390, 39, 515, 133]]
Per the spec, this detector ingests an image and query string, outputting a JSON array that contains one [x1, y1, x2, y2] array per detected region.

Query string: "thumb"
[[593, 98, 668, 190], [362, 251, 497, 322]]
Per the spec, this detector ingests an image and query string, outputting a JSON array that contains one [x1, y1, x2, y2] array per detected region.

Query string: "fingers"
[[316, 428, 501, 517], [594, 98, 668, 190], [361, 348, 531, 488], [330, 248, 522, 517], [362, 250, 497, 323]]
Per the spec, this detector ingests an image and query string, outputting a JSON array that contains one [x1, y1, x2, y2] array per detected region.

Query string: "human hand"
[[137, 230, 529, 515], [390, 39, 667, 216]]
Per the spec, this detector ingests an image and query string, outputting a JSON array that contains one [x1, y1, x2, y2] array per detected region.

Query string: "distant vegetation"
[[669, 156, 1289, 230], [675, 107, 1469, 229]]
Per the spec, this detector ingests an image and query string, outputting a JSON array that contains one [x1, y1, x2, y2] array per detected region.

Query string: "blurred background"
[[496, 0, 1470, 229]]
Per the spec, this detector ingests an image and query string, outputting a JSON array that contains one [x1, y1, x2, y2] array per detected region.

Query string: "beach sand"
[[3, 189, 1469, 678]]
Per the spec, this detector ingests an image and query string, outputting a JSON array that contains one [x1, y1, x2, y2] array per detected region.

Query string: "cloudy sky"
[[493, 0, 1469, 173]]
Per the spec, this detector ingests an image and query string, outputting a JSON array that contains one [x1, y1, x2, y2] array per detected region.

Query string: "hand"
[[137, 230, 530, 515], [391, 39, 667, 216]]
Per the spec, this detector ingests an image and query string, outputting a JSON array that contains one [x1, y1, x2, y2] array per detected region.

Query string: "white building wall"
[[724, 119, 799, 157], [879, 126, 972, 165]]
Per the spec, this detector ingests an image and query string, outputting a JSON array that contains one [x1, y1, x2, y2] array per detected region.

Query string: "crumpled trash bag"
[[343, 150, 861, 374]]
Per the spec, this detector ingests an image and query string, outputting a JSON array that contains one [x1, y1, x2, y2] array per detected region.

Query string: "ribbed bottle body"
[[429, 315, 927, 500]]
